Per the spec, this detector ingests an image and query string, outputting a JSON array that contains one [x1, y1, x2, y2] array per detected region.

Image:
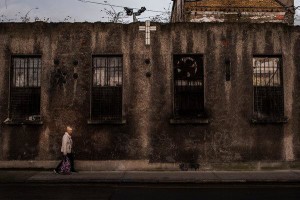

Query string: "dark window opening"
[[253, 56, 284, 120], [10, 56, 41, 121], [173, 54, 204, 118], [91, 56, 122, 121]]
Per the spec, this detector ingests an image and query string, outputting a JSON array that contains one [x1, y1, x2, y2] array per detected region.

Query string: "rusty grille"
[[10, 56, 41, 121], [253, 56, 284, 120], [174, 55, 204, 118], [92, 56, 122, 121]]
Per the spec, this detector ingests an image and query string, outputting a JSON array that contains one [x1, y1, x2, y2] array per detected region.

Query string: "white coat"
[[61, 132, 72, 155]]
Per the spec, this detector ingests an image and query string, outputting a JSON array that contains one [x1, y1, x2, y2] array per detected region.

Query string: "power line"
[[77, 0, 167, 13]]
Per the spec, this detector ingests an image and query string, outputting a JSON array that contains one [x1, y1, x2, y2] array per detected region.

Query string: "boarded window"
[[91, 56, 122, 121], [174, 55, 204, 118], [10, 56, 41, 121], [253, 56, 284, 119]]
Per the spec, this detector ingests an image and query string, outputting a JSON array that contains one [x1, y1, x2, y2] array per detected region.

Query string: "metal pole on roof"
[[124, 7, 146, 22]]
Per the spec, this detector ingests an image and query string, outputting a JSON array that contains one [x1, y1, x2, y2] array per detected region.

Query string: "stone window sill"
[[170, 118, 209, 125], [87, 119, 126, 125], [3, 118, 44, 125], [251, 117, 288, 124]]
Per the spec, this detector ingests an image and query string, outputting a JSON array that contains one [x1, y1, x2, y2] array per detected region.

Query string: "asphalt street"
[[1, 183, 300, 200]]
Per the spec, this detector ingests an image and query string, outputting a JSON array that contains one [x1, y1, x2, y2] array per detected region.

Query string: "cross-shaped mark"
[[139, 20, 157, 46]]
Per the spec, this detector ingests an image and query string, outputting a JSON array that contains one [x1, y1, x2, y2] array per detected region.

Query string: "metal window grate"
[[174, 55, 204, 118], [92, 56, 122, 121], [10, 56, 41, 120], [253, 57, 284, 119]]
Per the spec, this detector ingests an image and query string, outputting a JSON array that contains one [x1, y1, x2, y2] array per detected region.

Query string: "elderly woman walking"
[[54, 126, 77, 174]]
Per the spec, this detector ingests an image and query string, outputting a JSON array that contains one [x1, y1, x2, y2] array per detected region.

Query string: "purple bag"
[[59, 156, 71, 175]]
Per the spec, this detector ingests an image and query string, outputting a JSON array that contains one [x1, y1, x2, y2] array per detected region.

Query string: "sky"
[[0, 0, 173, 23], [0, 0, 299, 24]]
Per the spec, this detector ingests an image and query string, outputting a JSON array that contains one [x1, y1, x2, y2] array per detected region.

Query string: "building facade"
[[171, 0, 295, 24], [0, 22, 300, 170]]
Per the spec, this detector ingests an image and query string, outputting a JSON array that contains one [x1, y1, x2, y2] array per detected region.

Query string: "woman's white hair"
[[66, 126, 73, 131]]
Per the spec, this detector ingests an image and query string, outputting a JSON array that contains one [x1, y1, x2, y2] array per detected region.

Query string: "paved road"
[[1, 183, 300, 200]]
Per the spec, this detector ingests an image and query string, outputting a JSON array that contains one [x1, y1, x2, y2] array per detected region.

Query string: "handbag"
[[59, 156, 71, 175]]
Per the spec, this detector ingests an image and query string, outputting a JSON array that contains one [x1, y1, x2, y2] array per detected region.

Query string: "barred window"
[[91, 56, 122, 121], [253, 56, 284, 120], [10, 56, 41, 121], [173, 55, 204, 118]]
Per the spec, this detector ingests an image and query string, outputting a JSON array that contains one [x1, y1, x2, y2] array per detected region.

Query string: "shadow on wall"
[[5, 125, 43, 160]]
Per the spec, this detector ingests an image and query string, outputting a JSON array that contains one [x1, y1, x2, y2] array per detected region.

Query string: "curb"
[[1, 171, 300, 184]]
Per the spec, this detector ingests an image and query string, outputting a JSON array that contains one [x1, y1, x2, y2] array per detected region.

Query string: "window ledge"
[[3, 119, 44, 125], [170, 118, 209, 125], [87, 119, 126, 125], [251, 117, 288, 124]]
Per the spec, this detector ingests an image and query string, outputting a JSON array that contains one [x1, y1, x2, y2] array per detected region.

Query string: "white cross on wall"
[[139, 20, 157, 46]]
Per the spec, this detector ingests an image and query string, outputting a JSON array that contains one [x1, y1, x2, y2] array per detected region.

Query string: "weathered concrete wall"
[[0, 22, 300, 168], [171, 0, 185, 22]]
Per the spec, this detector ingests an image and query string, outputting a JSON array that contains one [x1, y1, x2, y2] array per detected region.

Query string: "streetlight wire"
[[77, 0, 167, 13]]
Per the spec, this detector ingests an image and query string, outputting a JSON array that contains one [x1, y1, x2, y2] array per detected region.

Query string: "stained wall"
[[0, 22, 299, 166]]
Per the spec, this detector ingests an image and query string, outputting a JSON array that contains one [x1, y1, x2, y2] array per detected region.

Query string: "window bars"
[[92, 56, 123, 121], [174, 55, 204, 118], [10, 56, 41, 121], [253, 56, 284, 120]]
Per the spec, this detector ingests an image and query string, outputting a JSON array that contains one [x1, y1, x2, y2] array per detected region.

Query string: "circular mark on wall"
[[54, 59, 60, 65], [73, 73, 79, 79], [146, 72, 151, 77], [145, 59, 151, 64]]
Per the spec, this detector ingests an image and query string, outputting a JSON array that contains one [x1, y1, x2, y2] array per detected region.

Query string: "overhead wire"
[[77, 0, 167, 13]]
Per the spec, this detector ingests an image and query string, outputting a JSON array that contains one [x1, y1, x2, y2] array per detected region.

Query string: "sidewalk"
[[1, 170, 300, 184]]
